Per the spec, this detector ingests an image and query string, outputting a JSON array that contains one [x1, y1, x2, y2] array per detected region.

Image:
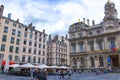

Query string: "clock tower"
[[104, 0, 117, 21]]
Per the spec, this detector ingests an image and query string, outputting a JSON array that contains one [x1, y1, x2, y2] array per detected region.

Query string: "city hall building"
[[69, 1, 120, 71]]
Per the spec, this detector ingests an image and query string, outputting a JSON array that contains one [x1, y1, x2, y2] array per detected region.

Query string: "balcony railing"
[[89, 48, 120, 54]]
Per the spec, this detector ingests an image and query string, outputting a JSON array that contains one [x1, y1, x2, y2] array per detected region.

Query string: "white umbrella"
[[49, 65, 60, 69], [9, 64, 20, 68], [20, 63, 35, 68], [36, 64, 49, 69], [60, 66, 70, 69]]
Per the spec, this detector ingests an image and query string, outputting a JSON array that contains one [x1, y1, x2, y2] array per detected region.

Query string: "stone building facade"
[[47, 35, 70, 66], [69, 1, 120, 71], [0, 5, 47, 66]]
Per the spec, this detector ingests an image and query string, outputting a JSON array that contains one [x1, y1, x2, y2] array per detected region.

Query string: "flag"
[[111, 44, 116, 53], [107, 56, 111, 66]]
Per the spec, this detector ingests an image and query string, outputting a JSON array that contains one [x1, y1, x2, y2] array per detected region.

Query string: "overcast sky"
[[0, 0, 120, 36]]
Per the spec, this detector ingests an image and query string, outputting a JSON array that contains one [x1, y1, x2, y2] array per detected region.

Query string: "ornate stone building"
[[69, 1, 120, 71], [47, 35, 70, 66]]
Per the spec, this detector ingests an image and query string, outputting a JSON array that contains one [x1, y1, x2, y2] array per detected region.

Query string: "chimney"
[[83, 18, 85, 24], [29, 23, 33, 27], [92, 20, 95, 25], [0, 5, 4, 16], [54, 35, 58, 41], [43, 29, 45, 33], [87, 19, 90, 26], [8, 13, 12, 19]]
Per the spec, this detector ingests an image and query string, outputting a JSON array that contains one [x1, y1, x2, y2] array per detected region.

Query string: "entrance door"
[[110, 55, 119, 67]]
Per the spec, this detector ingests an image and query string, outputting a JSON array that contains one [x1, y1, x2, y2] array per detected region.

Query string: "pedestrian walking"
[[36, 71, 47, 80]]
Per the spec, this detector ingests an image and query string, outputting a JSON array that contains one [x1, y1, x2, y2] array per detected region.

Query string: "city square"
[[0, 73, 120, 80], [0, 0, 120, 80]]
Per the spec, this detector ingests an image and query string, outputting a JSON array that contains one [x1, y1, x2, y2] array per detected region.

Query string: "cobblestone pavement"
[[0, 73, 120, 80]]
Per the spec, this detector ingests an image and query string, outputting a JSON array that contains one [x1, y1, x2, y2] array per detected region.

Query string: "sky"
[[0, 0, 120, 36]]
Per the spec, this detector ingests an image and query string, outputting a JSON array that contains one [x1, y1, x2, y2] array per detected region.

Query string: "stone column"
[[86, 56, 91, 68], [77, 59, 80, 69], [103, 55, 108, 68], [94, 39, 98, 50], [76, 41, 79, 52], [84, 40, 89, 52]]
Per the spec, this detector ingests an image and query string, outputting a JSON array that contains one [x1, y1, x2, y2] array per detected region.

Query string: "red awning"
[[9, 61, 15, 65], [2, 60, 6, 66], [1, 61, 15, 66]]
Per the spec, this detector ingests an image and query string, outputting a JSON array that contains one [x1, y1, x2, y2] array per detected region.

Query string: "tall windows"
[[71, 44, 76, 53], [17, 31, 21, 37], [16, 38, 20, 45], [28, 48, 31, 54], [9, 55, 12, 60], [12, 29, 16, 35], [15, 47, 19, 53], [5, 20, 9, 24], [2, 35, 7, 42], [99, 57, 104, 67], [15, 56, 19, 61], [0, 54, 4, 59], [90, 43, 94, 51], [1, 44, 6, 51], [24, 32, 27, 38], [98, 42, 103, 50], [23, 40, 27, 45], [110, 41, 115, 49], [28, 56, 31, 63], [38, 57, 40, 63], [79, 44, 83, 52], [29, 34, 32, 39], [23, 47, 26, 52], [80, 57, 84, 67], [22, 55, 26, 62], [4, 26, 8, 33], [29, 40, 32, 46], [9, 46, 14, 52], [10, 37, 15, 44], [90, 57, 95, 67]]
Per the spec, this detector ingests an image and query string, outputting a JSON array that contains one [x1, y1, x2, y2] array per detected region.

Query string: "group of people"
[[30, 69, 47, 80], [53, 69, 73, 80], [30, 69, 73, 80]]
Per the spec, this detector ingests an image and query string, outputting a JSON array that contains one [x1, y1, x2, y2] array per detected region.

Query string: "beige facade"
[[0, 5, 47, 66], [47, 35, 70, 66], [69, 1, 120, 71]]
